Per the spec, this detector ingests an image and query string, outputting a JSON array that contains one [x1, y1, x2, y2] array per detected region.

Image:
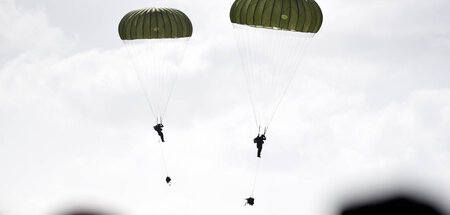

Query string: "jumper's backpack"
[[245, 197, 255, 206]]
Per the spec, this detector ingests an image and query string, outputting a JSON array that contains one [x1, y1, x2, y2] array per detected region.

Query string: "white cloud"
[[0, 0, 71, 63]]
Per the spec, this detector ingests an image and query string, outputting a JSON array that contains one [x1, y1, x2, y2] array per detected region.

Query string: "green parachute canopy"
[[119, 7, 193, 40], [230, 0, 323, 33]]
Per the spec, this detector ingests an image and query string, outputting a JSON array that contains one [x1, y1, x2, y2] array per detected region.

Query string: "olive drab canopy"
[[118, 7, 193, 124], [119, 7, 193, 40], [230, 0, 323, 33]]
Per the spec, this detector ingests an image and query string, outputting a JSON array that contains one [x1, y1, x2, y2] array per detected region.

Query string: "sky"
[[1, 0, 450, 214]]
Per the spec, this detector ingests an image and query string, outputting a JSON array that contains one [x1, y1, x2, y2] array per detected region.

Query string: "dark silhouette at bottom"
[[166, 176, 171, 186], [153, 123, 164, 142], [341, 194, 446, 215], [59, 209, 111, 215], [245, 197, 255, 206]]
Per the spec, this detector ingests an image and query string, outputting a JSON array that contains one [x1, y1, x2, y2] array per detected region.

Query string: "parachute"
[[231, 0, 323, 133], [119, 7, 193, 185], [119, 7, 192, 124], [230, 0, 323, 203]]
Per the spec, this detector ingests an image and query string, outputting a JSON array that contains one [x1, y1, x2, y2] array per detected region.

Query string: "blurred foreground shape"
[[58, 209, 112, 215], [341, 194, 446, 215]]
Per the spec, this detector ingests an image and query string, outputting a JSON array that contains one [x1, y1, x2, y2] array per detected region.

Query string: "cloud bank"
[[1, 0, 450, 214]]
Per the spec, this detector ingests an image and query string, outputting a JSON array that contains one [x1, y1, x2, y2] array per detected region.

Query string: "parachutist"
[[245, 197, 255, 206], [166, 176, 171, 186], [153, 123, 165, 142], [253, 134, 266, 158]]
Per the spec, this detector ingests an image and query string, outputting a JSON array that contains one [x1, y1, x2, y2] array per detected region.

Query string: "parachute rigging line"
[[125, 44, 157, 120], [158, 140, 170, 181], [250, 157, 262, 196], [138, 76, 157, 120], [234, 27, 259, 129], [157, 116, 163, 125], [161, 38, 190, 120], [233, 24, 315, 132], [123, 38, 189, 123]]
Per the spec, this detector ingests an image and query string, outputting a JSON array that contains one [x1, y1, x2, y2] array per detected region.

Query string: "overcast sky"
[[1, 0, 450, 214]]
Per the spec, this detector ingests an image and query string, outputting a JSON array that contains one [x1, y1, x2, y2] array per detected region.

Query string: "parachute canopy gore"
[[119, 7, 193, 40], [230, 0, 323, 33]]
